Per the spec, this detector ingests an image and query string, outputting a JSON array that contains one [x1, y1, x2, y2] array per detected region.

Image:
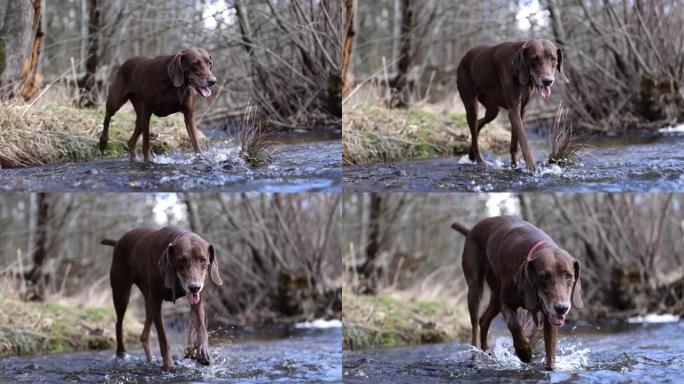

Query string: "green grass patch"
[[0, 298, 137, 357], [0, 102, 207, 168], [342, 292, 468, 350], [343, 104, 509, 165]]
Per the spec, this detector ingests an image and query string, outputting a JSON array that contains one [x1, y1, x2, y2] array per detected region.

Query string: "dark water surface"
[[0, 130, 341, 192], [343, 319, 684, 384], [0, 323, 342, 383], [343, 131, 684, 192]]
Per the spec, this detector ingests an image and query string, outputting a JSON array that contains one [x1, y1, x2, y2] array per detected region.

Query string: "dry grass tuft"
[[342, 291, 468, 350], [0, 102, 204, 168], [343, 104, 509, 165], [239, 104, 276, 167], [546, 103, 589, 165]]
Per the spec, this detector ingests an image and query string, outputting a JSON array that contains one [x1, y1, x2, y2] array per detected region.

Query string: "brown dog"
[[98, 47, 217, 162], [451, 215, 582, 370], [456, 39, 568, 172], [102, 226, 223, 369]]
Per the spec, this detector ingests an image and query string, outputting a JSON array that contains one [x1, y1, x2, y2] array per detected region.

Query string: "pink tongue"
[[186, 292, 200, 305], [539, 86, 551, 98], [198, 87, 211, 97], [551, 314, 565, 326]]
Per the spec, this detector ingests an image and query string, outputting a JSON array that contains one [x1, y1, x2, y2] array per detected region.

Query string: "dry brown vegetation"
[[0, 102, 202, 168], [343, 102, 509, 165], [545, 104, 588, 165]]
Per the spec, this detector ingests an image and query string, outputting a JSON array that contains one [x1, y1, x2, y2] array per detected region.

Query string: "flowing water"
[[343, 318, 684, 384], [343, 130, 684, 192], [0, 129, 341, 192], [0, 322, 342, 383]]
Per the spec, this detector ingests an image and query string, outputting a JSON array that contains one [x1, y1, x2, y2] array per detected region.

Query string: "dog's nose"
[[207, 77, 217, 87], [554, 305, 569, 315], [188, 283, 201, 293], [542, 77, 554, 87]]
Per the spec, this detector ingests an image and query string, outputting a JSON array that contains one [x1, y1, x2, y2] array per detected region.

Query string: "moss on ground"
[[0, 298, 138, 357], [343, 292, 468, 350], [342, 104, 509, 165], [0, 102, 206, 168]]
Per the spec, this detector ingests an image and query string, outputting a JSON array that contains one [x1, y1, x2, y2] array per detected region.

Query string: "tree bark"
[[391, 0, 413, 108], [361, 194, 383, 294], [0, 0, 43, 100], [79, 0, 101, 107], [27, 192, 51, 301], [341, 0, 355, 97]]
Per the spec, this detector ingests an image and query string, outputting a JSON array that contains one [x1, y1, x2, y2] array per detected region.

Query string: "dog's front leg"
[[151, 298, 174, 369], [183, 110, 202, 155], [190, 303, 211, 365], [507, 105, 538, 172], [543, 319, 558, 370], [502, 305, 532, 363]]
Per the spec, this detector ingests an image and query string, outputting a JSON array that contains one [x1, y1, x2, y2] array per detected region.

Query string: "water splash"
[[555, 343, 590, 371], [490, 337, 525, 369]]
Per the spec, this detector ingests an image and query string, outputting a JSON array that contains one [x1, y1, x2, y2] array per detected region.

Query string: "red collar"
[[527, 240, 548, 260]]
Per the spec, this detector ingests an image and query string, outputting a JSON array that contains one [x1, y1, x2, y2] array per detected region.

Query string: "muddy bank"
[[343, 131, 684, 192], [0, 323, 342, 383], [344, 317, 684, 383], [0, 130, 341, 192]]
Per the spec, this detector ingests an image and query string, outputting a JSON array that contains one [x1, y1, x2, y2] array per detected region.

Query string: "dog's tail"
[[450, 222, 469, 236], [101, 239, 117, 247]]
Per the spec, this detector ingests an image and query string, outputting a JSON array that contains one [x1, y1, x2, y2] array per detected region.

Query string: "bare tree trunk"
[[80, 0, 88, 71], [391, 0, 413, 108], [27, 192, 51, 301], [341, 0, 355, 97], [546, 0, 567, 46], [361, 194, 383, 294], [79, 0, 101, 107], [184, 194, 202, 233], [0, 0, 43, 100]]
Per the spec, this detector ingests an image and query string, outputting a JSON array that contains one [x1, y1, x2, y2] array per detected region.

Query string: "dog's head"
[[515, 245, 583, 327], [513, 39, 568, 98], [167, 47, 217, 97], [160, 233, 223, 305]]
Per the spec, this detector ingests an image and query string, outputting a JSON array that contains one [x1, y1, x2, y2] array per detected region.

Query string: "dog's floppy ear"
[[557, 47, 569, 83], [513, 41, 529, 85], [167, 51, 184, 87], [160, 243, 177, 289], [572, 260, 584, 308], [515, 260, 538, 310], [208, 244, 223, 286]]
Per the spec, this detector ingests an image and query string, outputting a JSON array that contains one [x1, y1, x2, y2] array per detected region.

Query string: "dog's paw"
[[196, 345, 211, 365], [514, 344, 533, 363], [98, 138, 108, 152]]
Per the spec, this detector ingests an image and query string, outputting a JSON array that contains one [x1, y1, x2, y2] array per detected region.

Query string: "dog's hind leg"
[[476, 106, 499, 135], [462, 238, 486, 348], [479, 274, 501, 351], [140, 302, 153, 362], [99, 77, 129, 152], [110, 261, 133, 358]]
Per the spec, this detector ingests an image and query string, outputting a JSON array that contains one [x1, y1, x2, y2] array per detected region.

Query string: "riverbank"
[[342, 104, 509, 165], [0, 297, 140, 357], [0, 102, 205, 168], [342, 292, 469, 350]]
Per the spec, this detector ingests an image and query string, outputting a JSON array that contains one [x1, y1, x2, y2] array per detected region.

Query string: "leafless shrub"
[[546, 103, 588, 165], [239, 105, 275, 167]]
